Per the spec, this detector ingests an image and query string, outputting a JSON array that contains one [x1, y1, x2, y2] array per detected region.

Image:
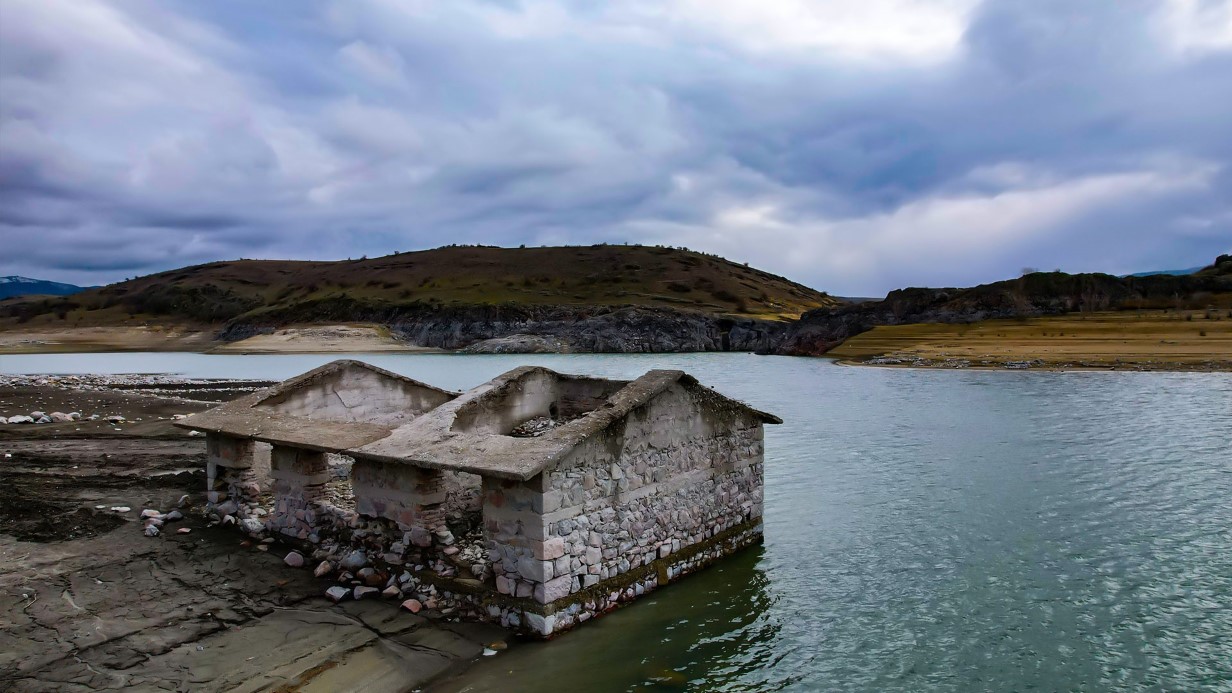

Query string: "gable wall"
[[255, 368, 452, 425], [484, 382, 764, 618]]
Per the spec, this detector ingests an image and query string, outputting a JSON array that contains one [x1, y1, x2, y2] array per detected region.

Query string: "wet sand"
[[0, 382, 504, 692]]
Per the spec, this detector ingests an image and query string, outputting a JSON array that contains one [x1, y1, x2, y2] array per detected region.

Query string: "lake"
[[2, 352, 1230, 691]]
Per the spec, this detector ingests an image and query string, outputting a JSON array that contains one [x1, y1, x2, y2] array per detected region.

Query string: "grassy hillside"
[[827, 307, 1232, 369], [779, 253, 1232, 358], [0, 245, 835, 330]]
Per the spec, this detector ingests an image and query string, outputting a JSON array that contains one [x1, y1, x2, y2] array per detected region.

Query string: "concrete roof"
[[351, 366, 781, 481], [173, 359, 458, 452], [177, 361, 780, 480]]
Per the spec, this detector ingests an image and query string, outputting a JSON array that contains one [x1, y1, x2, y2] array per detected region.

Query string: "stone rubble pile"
[[508, 416, 559, 437], [0, 373, 271, 402], [0, 411, 82, 425], [136, 503, 187, 538]]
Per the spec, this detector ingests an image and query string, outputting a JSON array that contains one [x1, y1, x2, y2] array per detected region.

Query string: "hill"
[[0, 245, 836, 353], [778, 254, 1232, 365], [1125, 267, 1203, 277], [0, 276, 91, 300]]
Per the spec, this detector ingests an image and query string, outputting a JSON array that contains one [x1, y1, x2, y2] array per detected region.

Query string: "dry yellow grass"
[[829, 309, 1232, 370]]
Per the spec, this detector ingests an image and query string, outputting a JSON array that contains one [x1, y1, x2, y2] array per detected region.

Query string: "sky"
[[1, 0, 1230, 296]]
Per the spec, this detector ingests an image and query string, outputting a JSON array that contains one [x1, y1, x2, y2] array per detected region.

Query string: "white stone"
[[535, 575, 572, 604], [495, 575, 514, 595]]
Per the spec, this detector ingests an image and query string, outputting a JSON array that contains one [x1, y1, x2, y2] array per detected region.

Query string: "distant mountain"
[[0, 276, 91, 300], [1124, 267, 1203, 278]]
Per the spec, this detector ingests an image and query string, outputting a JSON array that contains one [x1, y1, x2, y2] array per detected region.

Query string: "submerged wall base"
[[472, 517, 764, 638]]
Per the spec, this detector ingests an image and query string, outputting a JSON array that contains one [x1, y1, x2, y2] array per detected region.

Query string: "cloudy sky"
[[2, 0, 1230, 295]]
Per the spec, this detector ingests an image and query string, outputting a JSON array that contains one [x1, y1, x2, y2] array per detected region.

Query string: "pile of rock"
[[0, 411, 82, 424], [137, 504, 186, 537], [0, 373, 270, 401], [312, 552, 449, 613]]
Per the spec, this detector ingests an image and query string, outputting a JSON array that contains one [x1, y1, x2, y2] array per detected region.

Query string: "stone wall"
[[205, 435, 271, 519], [351, 458, 447, 530], [253, 368, 453, 426], [482, 382, 765, 633], [267, 445, 330, 541]]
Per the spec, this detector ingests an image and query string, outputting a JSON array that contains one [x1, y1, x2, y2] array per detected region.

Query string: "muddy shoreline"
[[0, 379, 506, 692]]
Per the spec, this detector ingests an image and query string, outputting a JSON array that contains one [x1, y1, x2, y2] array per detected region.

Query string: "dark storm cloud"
[[0, 0, 1229, 293]]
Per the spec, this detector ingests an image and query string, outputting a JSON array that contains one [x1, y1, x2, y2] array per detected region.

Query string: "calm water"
[[3, 352, 1231, 691]]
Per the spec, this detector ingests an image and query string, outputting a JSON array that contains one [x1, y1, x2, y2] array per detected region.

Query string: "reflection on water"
[[4, 353, 1231, 691]]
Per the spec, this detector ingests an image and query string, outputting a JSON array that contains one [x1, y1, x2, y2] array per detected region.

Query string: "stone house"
[[178, 359, 778, 637]]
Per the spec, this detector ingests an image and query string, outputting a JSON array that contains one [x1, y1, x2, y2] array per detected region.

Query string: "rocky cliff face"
[[220, 303, 788, 354]]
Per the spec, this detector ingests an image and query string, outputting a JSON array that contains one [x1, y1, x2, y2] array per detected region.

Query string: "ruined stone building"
[[178, 359, 778, 636]]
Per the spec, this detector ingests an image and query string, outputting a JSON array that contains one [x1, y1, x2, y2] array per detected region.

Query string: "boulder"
[[7, 416, 33, 425], [35, 416, 51, 424], [325, 586, 350, 602], [284, 551, 305, 568], [215, 500, 239, 516], [30, 411, 45, 419], [353, 586, 378, 600], [400, 599, 423, 613], [314, 561, 333, 577], [49, 412, 73, 423], [240, 518, 264, 534], [340, 549, 369, 571], [143, 525, 160, 537]]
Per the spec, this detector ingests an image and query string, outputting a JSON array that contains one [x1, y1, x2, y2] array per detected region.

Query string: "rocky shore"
[[0, 377, 509, 692]]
